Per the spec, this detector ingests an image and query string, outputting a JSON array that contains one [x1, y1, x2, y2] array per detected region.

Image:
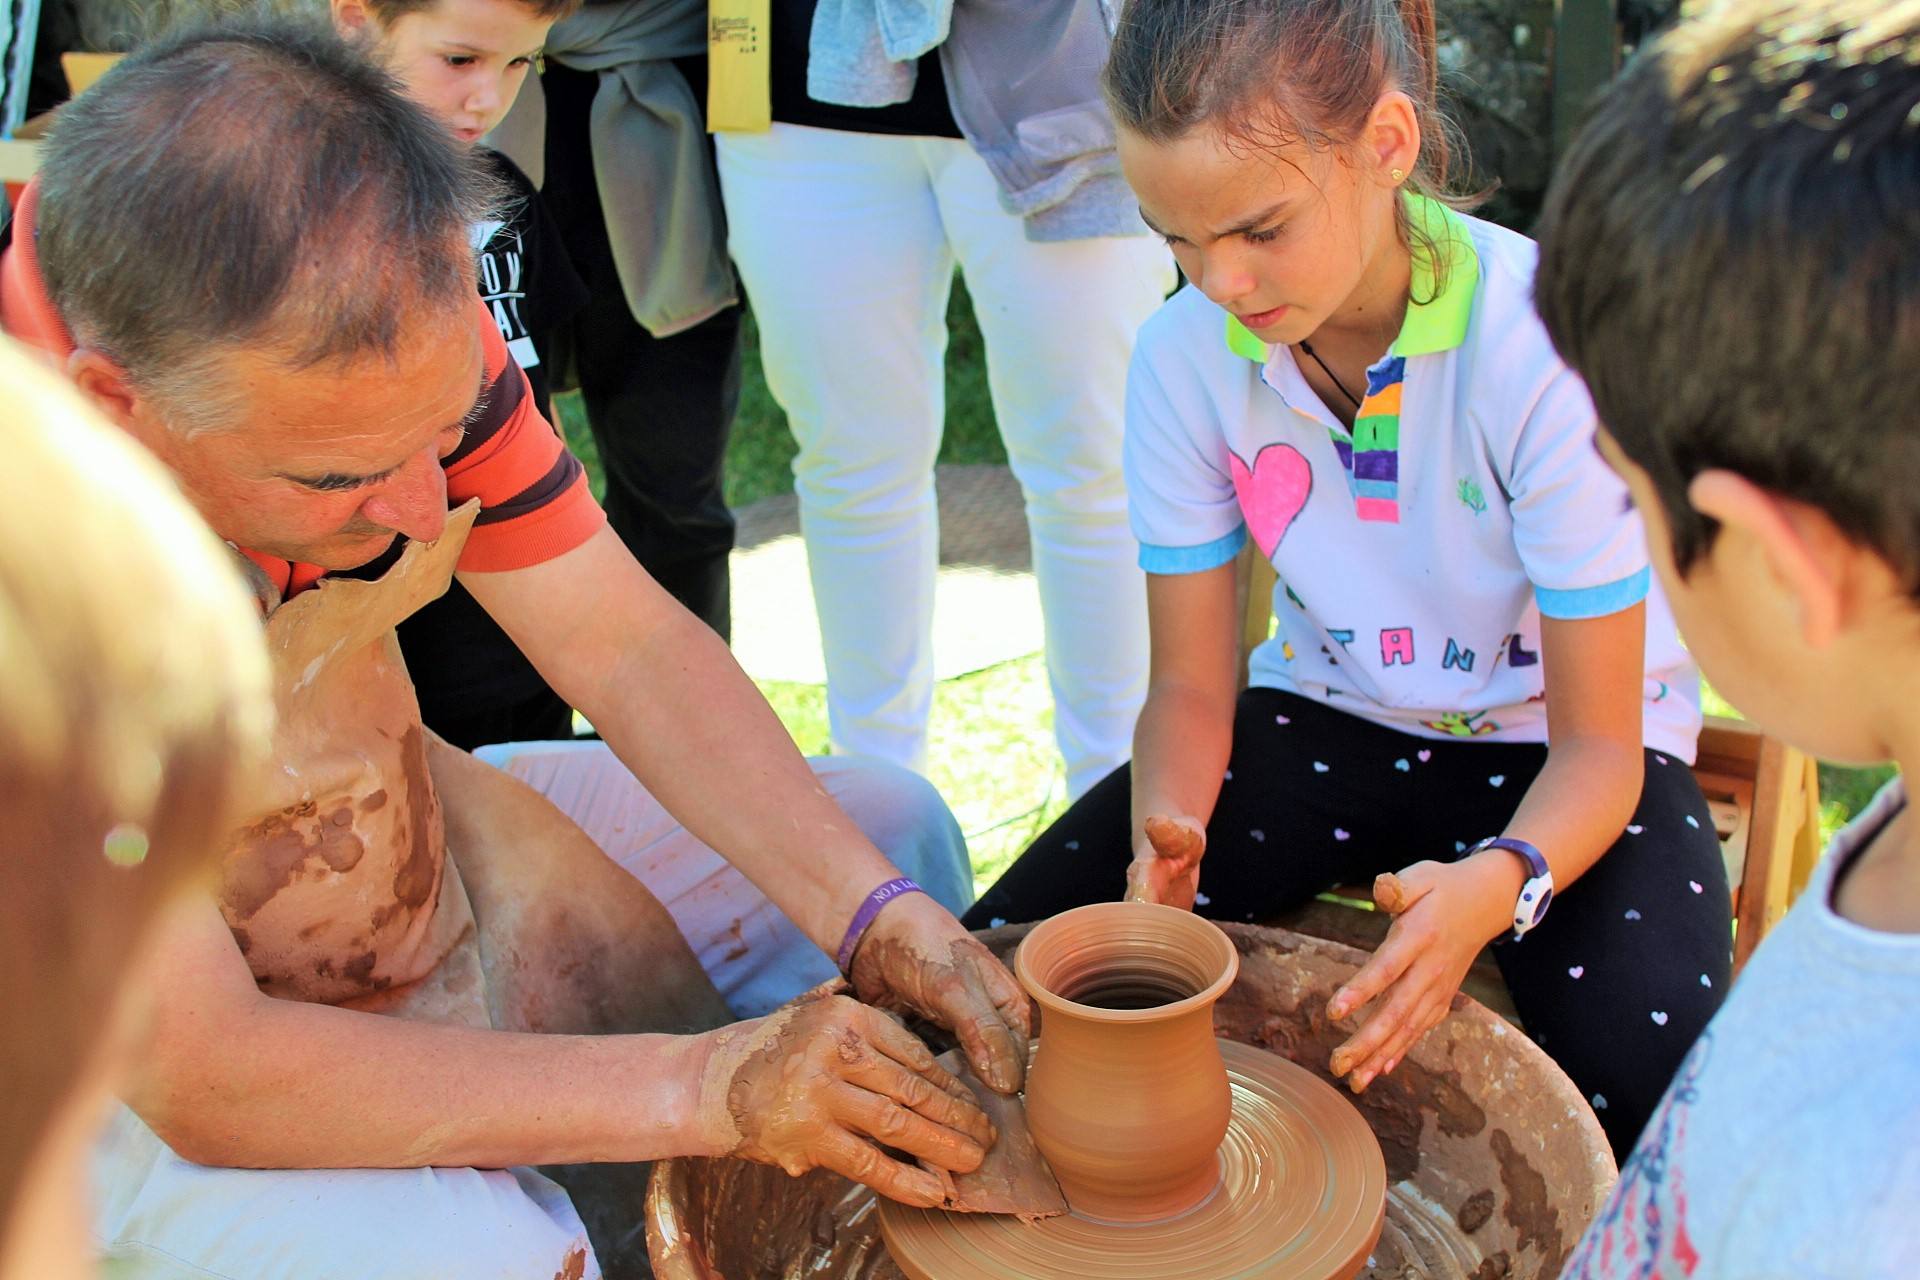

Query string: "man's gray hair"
[[35, 15, 499, 432]]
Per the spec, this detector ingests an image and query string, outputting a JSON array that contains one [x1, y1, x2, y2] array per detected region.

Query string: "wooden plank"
[[1734, 735, 1796, 971]]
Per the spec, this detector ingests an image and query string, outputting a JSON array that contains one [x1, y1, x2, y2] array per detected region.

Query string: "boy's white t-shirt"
[[1126, 202, 1701, 758], [1558, 780, 1920, 1279]]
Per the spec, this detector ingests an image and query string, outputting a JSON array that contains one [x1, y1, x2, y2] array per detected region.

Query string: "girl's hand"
[[1323, 853, 1523, 1092], [1124, 815, 1207, 910]]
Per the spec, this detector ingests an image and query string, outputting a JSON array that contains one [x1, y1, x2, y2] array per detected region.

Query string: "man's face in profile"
[[136, 306, 486, 570]]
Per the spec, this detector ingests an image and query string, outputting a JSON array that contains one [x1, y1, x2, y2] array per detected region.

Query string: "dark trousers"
[[966, 688, 1734, 1158], [539, 62, 740, 640]]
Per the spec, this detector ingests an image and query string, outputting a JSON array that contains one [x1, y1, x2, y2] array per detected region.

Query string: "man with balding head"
[[0, 17, 1029, 1278]]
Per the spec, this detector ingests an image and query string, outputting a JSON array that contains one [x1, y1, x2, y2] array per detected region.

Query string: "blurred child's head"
[[1536, 0, 1920, 763], [1102, 0, 1473, 344], [0, 337, 272, 1279], [332, 0, 578, 144]]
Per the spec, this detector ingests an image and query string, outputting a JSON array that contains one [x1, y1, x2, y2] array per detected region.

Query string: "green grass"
[[758, 658, 1071, 898]]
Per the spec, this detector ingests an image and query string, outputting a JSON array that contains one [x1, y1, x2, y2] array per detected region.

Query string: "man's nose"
[[360, 448, 448, 545]]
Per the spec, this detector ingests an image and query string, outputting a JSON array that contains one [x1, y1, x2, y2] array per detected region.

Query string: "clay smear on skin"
[[227, 799, 367, 919], [849, 933, 1032, 1095], [391, 723, 441, 909]]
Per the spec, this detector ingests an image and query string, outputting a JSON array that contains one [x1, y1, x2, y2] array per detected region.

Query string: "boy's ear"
[[332, 0, 376, 39], [1687, 470, 1867, 649]]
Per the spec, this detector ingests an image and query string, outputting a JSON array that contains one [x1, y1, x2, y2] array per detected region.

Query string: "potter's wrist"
[[684, 1023, 757, 1157], [1457, 852, 1530, 944], [837, 876, 928, 974]]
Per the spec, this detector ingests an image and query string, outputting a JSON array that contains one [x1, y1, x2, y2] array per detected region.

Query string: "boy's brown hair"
[[366, 0, 583, 22], [1535, 0, 1920, 587]]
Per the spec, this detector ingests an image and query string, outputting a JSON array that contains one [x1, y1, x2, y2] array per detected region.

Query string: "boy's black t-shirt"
[[397, 148, 590, 743], [769, 0, 962, 138], [471, 148, 589, 410]]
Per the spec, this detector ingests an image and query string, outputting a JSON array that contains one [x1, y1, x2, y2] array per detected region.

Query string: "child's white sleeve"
[[1503, 363, 1651, 619], [1123, 342, 1246, 576]]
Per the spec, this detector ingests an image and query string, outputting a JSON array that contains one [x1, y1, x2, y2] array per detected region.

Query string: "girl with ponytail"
[[966, 0, 1728, 1159]]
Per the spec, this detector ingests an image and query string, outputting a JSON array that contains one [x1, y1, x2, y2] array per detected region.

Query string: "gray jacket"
[[808, 0, 1145, 241], [541, 0, 738, 337]]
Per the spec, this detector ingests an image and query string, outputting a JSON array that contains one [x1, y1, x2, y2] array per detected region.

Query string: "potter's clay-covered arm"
[[460, 525, 1030, 1091], [1325, 607, 1649, 1091], [128, 900, 992, 1200], [1125, 564, 1242, 909]]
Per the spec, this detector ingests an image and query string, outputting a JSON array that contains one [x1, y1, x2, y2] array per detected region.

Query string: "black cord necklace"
[[1297, 340, 1363, 409]]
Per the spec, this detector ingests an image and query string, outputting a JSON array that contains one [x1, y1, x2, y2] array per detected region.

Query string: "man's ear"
[[1688, 470, 1861, 649], [67, 348, 141, 433]]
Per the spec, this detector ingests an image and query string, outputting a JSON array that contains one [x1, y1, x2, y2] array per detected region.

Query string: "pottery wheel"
[[879, 1039, 1387, 1280]]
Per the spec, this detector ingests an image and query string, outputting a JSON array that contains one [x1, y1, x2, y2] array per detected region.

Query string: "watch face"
[[1527, 885, 1553, 926]]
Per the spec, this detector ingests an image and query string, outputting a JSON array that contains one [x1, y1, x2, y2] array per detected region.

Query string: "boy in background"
[[334, 0, 590, 749], [1533, 0, 1920, 1272]]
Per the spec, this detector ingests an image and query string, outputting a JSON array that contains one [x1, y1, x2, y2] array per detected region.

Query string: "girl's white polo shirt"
[[1125, 201, 1702, 760]]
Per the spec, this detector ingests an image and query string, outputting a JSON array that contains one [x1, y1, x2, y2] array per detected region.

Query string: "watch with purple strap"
[[1468, 836, 1554, 941]]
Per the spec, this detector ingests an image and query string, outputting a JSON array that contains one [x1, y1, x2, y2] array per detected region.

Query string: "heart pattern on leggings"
[[1229, 444, 1314, 557]]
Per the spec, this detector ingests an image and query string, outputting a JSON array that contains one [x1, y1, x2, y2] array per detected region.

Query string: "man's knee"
[[97, 1112, 599, 1280], [811, 757, 973, 915]]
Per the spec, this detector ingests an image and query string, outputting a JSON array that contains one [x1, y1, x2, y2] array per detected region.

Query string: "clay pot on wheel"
[[1014, 901, 1240, 1222]]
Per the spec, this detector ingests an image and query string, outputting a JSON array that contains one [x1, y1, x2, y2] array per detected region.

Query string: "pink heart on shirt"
[[1229, 444, 1314, 558]]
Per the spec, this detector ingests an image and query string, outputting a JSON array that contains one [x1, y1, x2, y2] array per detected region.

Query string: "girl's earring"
[[1390, 167, 1405, 184]]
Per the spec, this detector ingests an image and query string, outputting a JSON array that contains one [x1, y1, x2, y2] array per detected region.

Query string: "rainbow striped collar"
[[1224, 196, 1481, 525]]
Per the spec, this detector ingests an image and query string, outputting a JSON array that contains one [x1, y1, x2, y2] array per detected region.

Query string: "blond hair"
[[0, 337, 273, 1233]]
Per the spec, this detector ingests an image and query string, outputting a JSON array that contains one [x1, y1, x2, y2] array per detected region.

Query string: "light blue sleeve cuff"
[[1139, 525, 1248, 574], [1535, 566, 1651, 620]]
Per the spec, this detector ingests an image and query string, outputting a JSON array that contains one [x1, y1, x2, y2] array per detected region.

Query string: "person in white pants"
[[718, 122, 1174, 798]]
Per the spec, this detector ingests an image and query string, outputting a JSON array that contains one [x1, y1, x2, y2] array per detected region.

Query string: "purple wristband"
[[836, 877, 926, 973]]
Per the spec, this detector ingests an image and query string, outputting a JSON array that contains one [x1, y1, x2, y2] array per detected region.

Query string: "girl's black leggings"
[[965, 688, 1733, 1157]]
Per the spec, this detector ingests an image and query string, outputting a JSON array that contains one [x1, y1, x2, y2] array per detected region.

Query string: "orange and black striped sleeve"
[[444, 300, 606, 573]]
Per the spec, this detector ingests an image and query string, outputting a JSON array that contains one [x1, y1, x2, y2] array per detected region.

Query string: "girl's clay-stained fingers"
[[1143, 815, 1206, 865], [1348, 992, 1449, 1092], [1124, 857, 1156, 903], [1326, 926, 1422, 1023], [1372, 862, 1439, 916], [842, 1050, 997, 1150], [809, 1126, 948, 1208], [1328, 958, 1430, 1079], [827, 1081, 989, 1174]]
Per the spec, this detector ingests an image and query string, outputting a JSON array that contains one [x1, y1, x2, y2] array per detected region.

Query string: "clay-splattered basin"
[[647, 924, 1616, 1280]]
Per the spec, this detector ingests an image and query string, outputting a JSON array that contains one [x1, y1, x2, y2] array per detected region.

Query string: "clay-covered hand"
[[848, 891, 1033, 1095], [695, 992, 998, 1207], [1322, 856, 1517, 1093], [1125, 814, 1207, 910]]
